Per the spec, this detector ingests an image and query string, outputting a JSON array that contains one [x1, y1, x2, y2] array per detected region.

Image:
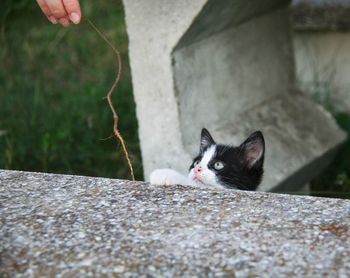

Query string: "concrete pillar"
[[123, 0, 346, 191]]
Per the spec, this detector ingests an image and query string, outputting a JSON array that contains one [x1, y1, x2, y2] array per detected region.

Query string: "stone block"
[[123, 0, 346, 191]]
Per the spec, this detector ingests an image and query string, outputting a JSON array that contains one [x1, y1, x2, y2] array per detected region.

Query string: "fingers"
[[45, 0, 67, 19], [36, 0, 57, 24], [47, 0, 70, 27], [62, 0, 82, 24], [36, 0, 82, 27]]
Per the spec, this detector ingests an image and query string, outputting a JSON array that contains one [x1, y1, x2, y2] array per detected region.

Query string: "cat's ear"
[[200, 128, 216, 153], [240, 131, 265, 168]]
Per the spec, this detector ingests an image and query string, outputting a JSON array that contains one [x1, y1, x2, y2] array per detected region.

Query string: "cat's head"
[[188, 128, 265, 191]]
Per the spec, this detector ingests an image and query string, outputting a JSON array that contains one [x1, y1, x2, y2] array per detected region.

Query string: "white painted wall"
[[293, 32, 350, 113]]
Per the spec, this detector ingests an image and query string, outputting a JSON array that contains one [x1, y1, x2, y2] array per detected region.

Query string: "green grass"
[[0, 0, 143, 180]]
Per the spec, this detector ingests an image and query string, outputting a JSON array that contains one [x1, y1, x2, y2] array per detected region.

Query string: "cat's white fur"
[[150, 169, 192, 186], [150, 145, 225, 189]]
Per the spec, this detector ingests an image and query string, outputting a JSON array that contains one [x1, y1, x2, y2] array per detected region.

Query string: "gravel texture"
[[1, 169, 350, 277]]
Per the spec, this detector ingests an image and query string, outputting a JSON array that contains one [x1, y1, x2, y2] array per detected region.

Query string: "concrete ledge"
[[1, 170, 350, 276]]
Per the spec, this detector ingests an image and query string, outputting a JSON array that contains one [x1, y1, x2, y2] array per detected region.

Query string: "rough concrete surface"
[[1, 170, 350, 277], [292, 0, 350, 114], [293, 32, 350, 114]]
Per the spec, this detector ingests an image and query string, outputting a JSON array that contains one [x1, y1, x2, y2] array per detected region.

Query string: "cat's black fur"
[[189, 128, 265, 191]]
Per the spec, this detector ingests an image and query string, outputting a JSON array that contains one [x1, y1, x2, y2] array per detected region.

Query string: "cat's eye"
[[193, 160, 200, 166], [214, 161, 224, 170]]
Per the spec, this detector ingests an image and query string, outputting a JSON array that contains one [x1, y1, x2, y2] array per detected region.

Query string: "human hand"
[[36, 0, 82, 27]]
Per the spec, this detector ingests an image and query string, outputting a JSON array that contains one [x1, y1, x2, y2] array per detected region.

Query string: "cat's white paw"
[[150, 169, 190, 186], [149, 169, 179, 185]]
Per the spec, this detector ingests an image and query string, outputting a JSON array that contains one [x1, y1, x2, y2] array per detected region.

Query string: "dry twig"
[[84, 17, 135, 181]]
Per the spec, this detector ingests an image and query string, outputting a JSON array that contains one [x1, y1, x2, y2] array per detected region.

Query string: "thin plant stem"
[[84, 17, 135, 181]]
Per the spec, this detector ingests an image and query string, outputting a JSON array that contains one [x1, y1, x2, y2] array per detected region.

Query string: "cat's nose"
[[195, 166, 202, 173]]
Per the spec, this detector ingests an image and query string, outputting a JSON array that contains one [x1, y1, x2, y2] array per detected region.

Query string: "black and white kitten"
[[150, 128, 265, 191]]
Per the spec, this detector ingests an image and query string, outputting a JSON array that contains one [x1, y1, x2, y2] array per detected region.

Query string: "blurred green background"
[[0, 0, 143, 180], [0, 0, 349, 197]]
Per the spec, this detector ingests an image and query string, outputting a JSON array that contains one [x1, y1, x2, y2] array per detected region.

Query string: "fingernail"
[[69, 12, 81, 24], [48, 16, 58, 24]]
